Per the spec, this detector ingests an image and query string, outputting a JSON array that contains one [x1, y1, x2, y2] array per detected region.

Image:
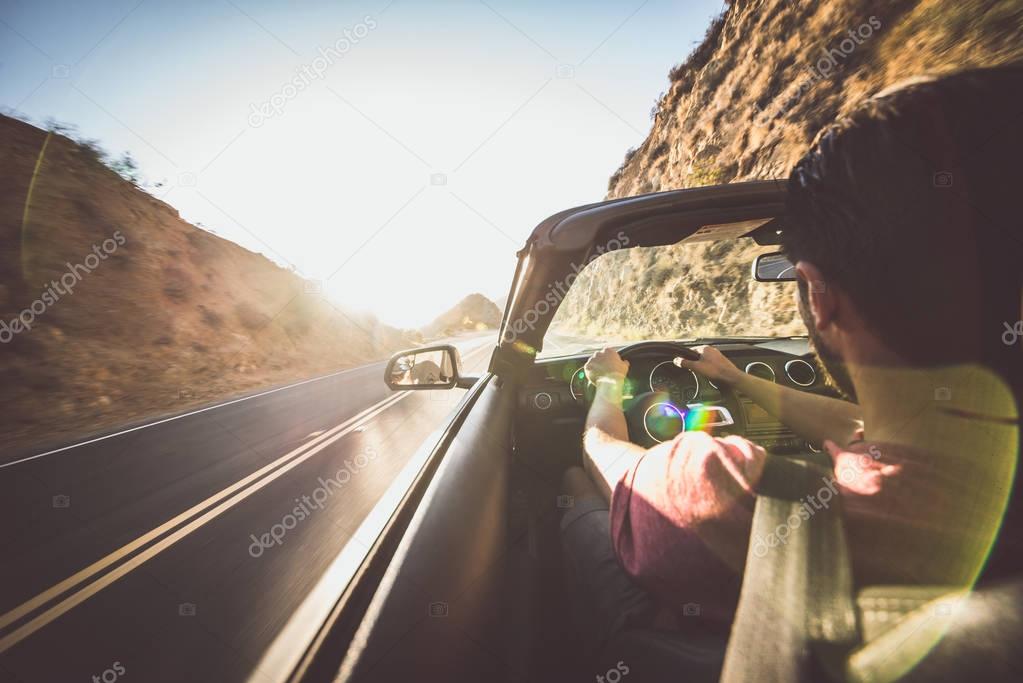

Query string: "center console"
[[738, 396, 818, 453]]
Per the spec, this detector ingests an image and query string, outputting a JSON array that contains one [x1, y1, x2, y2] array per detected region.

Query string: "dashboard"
[[518, 338, 837, 453]]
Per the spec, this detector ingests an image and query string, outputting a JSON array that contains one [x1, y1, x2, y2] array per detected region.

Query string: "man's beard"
[[799, 292, 857, 401]]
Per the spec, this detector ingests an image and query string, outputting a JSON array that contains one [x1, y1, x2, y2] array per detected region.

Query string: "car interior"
[[285, 181, 1022, 683]]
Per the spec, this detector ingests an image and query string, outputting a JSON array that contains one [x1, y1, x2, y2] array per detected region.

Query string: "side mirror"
[[384, 344, 464, 391], [753, 251, 797, 282]]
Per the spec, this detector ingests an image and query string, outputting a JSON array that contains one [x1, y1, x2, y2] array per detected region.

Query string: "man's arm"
[[581, 349, 647, 502], [678, 345, 863, 446]]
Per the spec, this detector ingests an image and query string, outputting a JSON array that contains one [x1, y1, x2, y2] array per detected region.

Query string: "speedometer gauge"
[[569, 367, 590, 402], [649, 361, 699, 404]]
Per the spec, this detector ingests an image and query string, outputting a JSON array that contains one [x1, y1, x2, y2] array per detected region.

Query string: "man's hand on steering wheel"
[[584, 347, 629, 385], [675, 345, 742, 386]]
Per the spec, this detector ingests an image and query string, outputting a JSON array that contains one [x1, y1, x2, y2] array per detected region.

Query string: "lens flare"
[[644, 402, 685, 442], [684, 405, 716, 431]]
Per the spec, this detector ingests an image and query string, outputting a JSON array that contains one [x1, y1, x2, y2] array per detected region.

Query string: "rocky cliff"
[[552, 0, 1022, 342]]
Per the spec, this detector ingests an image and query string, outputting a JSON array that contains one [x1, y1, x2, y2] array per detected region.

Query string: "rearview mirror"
[[753, 251, 796, 282], [384, 344, 463, 390]]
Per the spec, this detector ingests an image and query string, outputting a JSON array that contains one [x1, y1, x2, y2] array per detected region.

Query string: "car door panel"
[[343, 376, 524, 682]]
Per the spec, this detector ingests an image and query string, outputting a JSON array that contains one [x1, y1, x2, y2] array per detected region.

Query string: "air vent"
[[784, 359, 817, 387], [744, 361, 776, 382]]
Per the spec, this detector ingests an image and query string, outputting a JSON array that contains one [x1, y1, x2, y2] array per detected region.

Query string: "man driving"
[[560, 67, 1022, 657]]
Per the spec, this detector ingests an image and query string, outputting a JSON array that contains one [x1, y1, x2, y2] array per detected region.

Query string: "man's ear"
[[795, 261, 837, 331]]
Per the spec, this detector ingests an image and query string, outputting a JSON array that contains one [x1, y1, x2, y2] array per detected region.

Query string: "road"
[[0, 335, 495, 683]]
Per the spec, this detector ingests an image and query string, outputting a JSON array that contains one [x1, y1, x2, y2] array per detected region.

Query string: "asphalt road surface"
[[0, 335, 495, 683]]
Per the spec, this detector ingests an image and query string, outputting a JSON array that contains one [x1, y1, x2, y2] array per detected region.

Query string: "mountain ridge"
[[421, 292, 502, 339]]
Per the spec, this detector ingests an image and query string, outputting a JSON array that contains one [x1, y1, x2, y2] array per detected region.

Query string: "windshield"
[[541, 239, 803, 358]]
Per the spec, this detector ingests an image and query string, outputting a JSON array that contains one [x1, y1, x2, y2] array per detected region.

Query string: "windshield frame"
[[494, 180, 790, 369], [537, 236, 804, 359]]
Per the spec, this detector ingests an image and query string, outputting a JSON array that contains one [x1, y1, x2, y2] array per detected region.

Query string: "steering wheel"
[[615, 341, 747, 447], [617, 340, 702, 362]]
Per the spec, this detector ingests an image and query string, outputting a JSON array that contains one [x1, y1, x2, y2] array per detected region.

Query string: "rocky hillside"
[[553, 0, 1023, 341], [0, 115, 412, 453], [422, 293, 502, 339]]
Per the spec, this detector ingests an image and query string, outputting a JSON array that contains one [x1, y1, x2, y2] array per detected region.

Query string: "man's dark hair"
[[783, 66, 1023, 378], [785, 68, 1023, 579]]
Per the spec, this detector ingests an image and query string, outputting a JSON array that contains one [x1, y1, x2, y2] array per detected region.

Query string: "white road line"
[[3, 336, 494, 470], [0, 390, 413, 654], [0, 391, 409, 637], [247, 425, 447, 683], [1, 365, 377, 470], [0, 337, 496, 650]]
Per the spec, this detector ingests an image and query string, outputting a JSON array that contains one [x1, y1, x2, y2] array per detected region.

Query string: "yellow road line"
[[0, 391, 408, 637], [0, 338, 495, 651], [0, 390, 410, 653]]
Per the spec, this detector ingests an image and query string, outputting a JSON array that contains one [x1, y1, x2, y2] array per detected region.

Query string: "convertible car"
[[281, 181, 1021, 682]]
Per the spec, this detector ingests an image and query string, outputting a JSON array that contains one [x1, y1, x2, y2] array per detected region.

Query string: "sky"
[[1, 0, 725, 328]]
